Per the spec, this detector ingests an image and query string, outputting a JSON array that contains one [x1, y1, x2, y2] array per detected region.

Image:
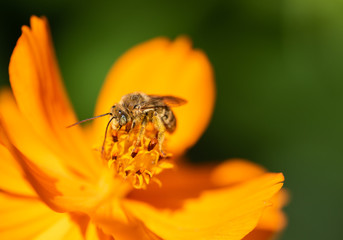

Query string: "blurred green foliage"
[[1, 0, 343, 239]]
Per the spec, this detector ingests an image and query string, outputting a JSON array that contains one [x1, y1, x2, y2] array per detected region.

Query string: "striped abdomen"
[[157, 106, 176, 133]]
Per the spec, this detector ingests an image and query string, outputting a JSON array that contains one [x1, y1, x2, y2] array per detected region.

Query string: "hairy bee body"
[[154, 105, 176, 133], [110, 92, 186, 156], [113, 92, 176, 133], [67, 92, 186, 157]]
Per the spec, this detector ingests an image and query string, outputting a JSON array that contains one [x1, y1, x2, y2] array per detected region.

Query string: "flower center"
[[101, 123, 173, 189]]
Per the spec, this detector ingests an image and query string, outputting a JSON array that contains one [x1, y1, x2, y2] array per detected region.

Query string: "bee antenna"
[[66, 113, 112, 128], [101, 116, 116, 156]]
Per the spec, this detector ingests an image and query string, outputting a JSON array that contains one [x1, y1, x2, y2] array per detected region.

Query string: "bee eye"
[[119, 114, 127, 126]]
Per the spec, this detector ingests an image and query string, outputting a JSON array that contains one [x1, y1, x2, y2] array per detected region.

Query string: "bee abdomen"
[[161, 107, 176, 133]]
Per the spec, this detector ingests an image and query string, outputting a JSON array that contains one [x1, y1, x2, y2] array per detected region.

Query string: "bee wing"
[[147, 95, 187, 107]]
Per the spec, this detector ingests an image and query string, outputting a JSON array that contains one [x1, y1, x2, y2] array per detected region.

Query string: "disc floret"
[[102, 123, 173, 189]]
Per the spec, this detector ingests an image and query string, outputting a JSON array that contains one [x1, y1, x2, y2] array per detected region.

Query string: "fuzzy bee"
[[68, 92, 187, 157]]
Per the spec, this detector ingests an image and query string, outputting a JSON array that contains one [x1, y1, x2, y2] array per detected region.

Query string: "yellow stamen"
[[101, 123, 173, 189]]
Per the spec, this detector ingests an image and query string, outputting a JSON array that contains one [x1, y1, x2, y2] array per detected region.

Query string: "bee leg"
[[125, 122, 132, 133], [136, 117, 147, 146], [125, 119, 139, 143], [131, 117, 147, 157], [128, 120, 136, 133], [152, 114, 166, 157]]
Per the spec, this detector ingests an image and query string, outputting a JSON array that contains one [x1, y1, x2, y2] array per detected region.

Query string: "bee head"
[[111, 104, 129, 128]]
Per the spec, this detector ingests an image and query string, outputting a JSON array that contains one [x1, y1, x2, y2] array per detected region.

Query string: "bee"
[[68, 92, 187, 157]]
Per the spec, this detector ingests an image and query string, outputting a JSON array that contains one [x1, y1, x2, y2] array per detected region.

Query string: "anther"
[[112, 131, 118, 142], [158, 152, 170, 161], [148, 138, 158, 151], [131, 148, 139, 158]]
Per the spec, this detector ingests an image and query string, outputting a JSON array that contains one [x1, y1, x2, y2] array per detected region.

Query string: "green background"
[[1, 0, 343, 239]]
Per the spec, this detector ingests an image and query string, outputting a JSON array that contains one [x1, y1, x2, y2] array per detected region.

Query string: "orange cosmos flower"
[[0, 16, 287, 239]]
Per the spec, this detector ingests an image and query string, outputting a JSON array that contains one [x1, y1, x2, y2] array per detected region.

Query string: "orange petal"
[[0, 90, 130, 213], [127, 165, 215, 210], [85, 221, 115, 240], [211, 159, 288, 233], [8, 16, 98, 178], [255, 190, 288, 232], [242, 230, 274, 240], [90, 199, 159, 240], [0, 89, 104, 199], [211, 159, 267, 186], [0, 192, 85, 240], [94, 37, 215, 156], [123, 173, 284, 240], [0, 144, 35, 196], [130, 159, 287, 236]]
